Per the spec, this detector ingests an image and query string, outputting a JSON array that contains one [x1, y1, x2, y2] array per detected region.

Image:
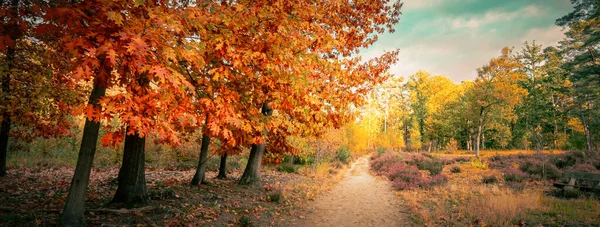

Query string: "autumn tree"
[[405, 71, 462, 151], [0, 0, 20, 177], [470, 48, 527, 157], [43, 0, 200, 225], [0, 0, 83, 177], [178, 0, 402, 185]]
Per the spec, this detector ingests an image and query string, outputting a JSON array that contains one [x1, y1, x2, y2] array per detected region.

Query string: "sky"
[[361, 0, 574, 83]]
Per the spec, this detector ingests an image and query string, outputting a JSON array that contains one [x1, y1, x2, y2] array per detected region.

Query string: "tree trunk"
[[191, 131, 210, 186], [239, 101, 271, 185], [111, 132, 148, 205], [581, 114, 594, 153], [238, 144, 265, 185], [0, 46, 14, 177], [61, 81, 106, 226], [217, 153, 227, 179], [475, 125, 482, 158], [427, 141, 432, 153], [481, 133, 486, 150], [403, 120, 411, 151], [466, 132, 471, 151]]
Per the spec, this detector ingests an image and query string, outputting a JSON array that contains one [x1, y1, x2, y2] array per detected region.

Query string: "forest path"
[[295, 157, 412, 227]]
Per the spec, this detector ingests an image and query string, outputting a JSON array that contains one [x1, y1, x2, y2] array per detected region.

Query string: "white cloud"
[[451, 5, 541, 28], [520, 25, 565, 47], [402, 0, 447, 10], [360, 1, 570, 83]]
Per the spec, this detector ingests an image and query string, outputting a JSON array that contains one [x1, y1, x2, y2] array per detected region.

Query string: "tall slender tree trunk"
[[239, 101, 271, 185], [466, 138, 471, 151], [111, 131, 148, 205], [581, 113, 594, 153], [0, 46, 14, 177], [476, 125, 482, 158], [191, 118, 210, 186], [217, 153, 227, 179], [481, 133, 486, 150], [403, 120, 411, 151], [475, 107, 485, 158], [61, 80, 107, 226]]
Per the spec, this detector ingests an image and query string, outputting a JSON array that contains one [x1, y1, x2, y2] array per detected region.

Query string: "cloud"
[[361, 0, 571, 83], [402, 0, 446, 10], [451, 5, 541, 28], [520, 25, 565, 47]]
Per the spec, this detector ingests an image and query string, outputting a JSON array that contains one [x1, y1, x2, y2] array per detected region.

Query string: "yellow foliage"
[[567, 117, 585, 133]]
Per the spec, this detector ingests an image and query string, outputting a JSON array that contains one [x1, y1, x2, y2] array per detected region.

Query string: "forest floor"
[[0, 162, 349, 226], [295, 157, 411, 227]]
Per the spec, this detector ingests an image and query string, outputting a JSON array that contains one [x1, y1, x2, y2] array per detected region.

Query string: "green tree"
[[556, 0, 600, 153], [470, 48, 527, 157]]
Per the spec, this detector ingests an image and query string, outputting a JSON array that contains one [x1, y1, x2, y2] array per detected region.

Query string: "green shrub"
[[149, 188, 178, 200], [238, 216, 253, 227], [552, 151, 585, 169], [519, 159, 561, 180], [482, 175, 498, 184], [562, 188, 583, 199], [336, 147, 352, 164], [423, 160, 444, 175], [276, 163, 300, 173], [377, 147, 386, 156], [450, 166, 461, 173], [266, 191, 282, 203], [294, 155, 314, 165]]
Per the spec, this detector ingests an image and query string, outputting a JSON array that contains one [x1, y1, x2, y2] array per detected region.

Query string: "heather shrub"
[[391, 177, 419, 190], [552, 151, 585, 169], [372, 152, 448, 190], [439, 157, 456, 165], [371, 152, 399, 173], [502, 167, 527, 183], [482, 175, 498, 184], [405, 153, 431, 169], [488, 155, 515, 169], [450, 166, 461, 173], [565, 163, 600, 173], [452, 156, 471, 163], [387, 163, 422, 190], [506, 181, 525, 192], [422, 152, 434, 159], [422, 174, 448, 189], [405, 153, 444, 175], [519, 159, 561, 180], [389, 170, 446, 190]]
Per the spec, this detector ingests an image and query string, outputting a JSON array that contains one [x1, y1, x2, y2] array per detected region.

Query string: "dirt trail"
[[296, 157, 411, 227]]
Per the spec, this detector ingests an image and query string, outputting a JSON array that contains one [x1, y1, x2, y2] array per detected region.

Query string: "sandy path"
[[296, 157, 411, 227]]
